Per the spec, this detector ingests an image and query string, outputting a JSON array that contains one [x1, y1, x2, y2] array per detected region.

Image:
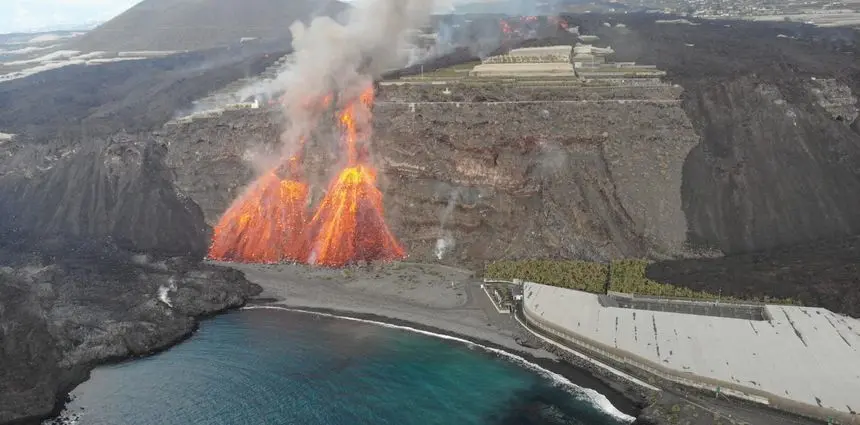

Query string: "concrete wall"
[[522, 282, 860, 424]]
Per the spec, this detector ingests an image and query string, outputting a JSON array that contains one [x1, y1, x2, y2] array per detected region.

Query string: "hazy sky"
[[0, 0, 140, 34]]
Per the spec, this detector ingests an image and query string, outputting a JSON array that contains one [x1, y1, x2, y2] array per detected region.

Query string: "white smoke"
[[270, 0, 436, 160], [158, 277, 178, 308], [435, 189, 460, 260], [435, 233, 454, 260]]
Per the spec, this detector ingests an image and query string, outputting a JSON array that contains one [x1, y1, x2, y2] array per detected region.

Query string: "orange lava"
[[208, 169, 309, 263], [306, 86, 405, 267], [209, 85, 405, 267], [306, 164, 405, 267]]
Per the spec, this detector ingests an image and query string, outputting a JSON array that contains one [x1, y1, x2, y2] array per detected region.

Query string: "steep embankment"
[[571, 15, 860, 316], [0, 135, 208, 257], [577, 15, 860, 253], [0, 45, 285, 140], [0, 135, 261, 424], [161, 80, 699, 267], [681, 75, 860, 253]]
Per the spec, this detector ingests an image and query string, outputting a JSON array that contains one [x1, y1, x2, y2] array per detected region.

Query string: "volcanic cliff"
[[158, 17, 860, 316], [0, 134, 261, 423]]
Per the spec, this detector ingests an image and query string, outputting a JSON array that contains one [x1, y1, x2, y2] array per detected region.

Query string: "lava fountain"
[[209, 86, 405, 267], [306, 86, 406, 267], [208, 156, 309, 263]]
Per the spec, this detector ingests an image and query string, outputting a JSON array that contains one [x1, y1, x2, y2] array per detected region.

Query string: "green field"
[[485, 260, 607, 293]]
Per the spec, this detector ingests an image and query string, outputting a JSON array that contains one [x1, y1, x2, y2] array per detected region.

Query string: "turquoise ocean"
[[56, 308, 636, 425]]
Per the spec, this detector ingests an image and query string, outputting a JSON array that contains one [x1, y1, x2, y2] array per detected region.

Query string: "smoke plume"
[[435, 189, 460, 260], [271, 0, 435, 159]]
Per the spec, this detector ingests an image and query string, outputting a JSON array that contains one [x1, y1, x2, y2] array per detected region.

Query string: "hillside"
[[154, 16, 860, 317], [0, 43, 285, 140], [70, 0, 347, 52]]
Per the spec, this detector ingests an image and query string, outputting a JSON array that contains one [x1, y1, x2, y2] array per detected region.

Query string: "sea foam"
[[243, 305, 636, 423]]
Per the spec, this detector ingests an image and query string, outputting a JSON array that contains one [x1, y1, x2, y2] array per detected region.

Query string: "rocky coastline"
[[0, 134, 262, 424], [0, 251, 261, 425]]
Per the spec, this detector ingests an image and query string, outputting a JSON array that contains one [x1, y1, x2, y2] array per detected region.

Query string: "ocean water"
[[57, 308, 635, 425]]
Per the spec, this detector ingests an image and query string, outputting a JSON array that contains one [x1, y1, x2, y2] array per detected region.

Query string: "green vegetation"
[[485, 258, 800, 305], [485, 260, 607, 293]]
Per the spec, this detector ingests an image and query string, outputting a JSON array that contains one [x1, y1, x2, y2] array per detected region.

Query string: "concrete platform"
[[523, 282, 860, 419]]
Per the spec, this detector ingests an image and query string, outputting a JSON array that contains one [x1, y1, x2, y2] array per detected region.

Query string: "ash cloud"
[[268, 0, 435, 161]]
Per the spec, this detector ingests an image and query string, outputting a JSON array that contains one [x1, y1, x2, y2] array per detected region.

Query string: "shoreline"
[[226, 262, 653, 418], [35, 261, 647, 425], [33, 302, 252, 425], [243, 303, 643, 420]]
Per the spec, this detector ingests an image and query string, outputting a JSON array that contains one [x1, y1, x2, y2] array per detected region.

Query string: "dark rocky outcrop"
[[0, 254, 261, 424], [647, 235, 860, 318], [680, 75, 860, 254], [573, 15, 860, 256], [0, 133, 261, 424], [0, 135, 209, 258]]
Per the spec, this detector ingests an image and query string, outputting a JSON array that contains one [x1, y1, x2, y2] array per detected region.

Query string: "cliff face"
[[374, 92, 699, 264], [161, 83, 700, 266], [681, 76, 860, 254], [0, 135, 209, 258], [160, 72, 860, 270], [0, 133, 261, 423]]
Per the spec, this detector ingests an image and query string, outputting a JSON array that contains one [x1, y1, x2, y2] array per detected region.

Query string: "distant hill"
[[69, 0, 348, 52]]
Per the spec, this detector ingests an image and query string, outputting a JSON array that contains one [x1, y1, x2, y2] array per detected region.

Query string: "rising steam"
[[435, 189, 460, 260], [274, 0, 434, 157]]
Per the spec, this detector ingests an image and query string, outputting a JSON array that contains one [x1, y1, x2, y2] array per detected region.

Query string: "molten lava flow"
[[307, 164, 405, 267], [208, 168, 309, 263], [210, 85, 405, 267], [306, 86, 405, 267]]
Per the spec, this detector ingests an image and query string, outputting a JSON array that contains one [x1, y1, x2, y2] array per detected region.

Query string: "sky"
[[0, 0, 140, 34]]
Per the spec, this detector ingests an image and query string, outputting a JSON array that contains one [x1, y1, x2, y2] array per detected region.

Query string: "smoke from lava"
[[209, 0, 433, 266]]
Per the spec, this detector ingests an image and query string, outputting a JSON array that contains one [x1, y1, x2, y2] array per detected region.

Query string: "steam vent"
[[208, 86, 405, 267]]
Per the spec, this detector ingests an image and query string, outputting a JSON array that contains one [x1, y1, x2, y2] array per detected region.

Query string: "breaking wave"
[[243, 305, 636, 423]]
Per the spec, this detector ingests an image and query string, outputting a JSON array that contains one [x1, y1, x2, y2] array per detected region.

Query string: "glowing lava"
[[208, 166, 309, 263], [306, 164, 405, 267], [306, 86, 405, 267], [209, 85, 405, 267]]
